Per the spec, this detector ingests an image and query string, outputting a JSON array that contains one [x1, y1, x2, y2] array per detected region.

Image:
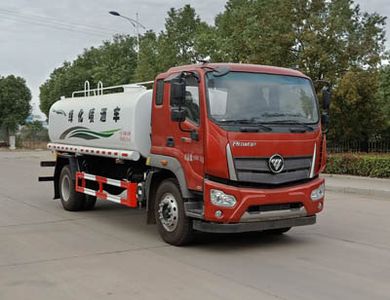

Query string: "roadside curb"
[[325, 185, 389, 198], [321, 174, 390, 198]]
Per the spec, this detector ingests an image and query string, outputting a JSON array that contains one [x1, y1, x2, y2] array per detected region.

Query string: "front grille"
[[234, 156, 312, 185]]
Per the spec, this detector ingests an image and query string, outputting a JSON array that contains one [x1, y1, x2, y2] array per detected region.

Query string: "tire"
[[59, 165, 85, 211], [83, 195, 97, 210], [265, 227, 291, 235], [154, 179, 193, 246]]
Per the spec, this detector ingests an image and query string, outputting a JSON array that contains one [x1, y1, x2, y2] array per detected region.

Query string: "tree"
[[134, 5, 212, 80], [212, 0, 387, 83], [330, 68, 386, 147], [292, 0, 387, 83], [157, 5, 210, 70], [213, 0, 296, 65], [0, 75, 31, 137], [378, 65, 390, 139], [39, 62, 78, 117], [40, 35, 137, 117], [19, 120, 48, 142], [134, 31, 161, 81], [39, 1, 389, 148]]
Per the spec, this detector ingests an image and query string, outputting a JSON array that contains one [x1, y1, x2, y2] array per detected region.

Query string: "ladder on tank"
[[71, 80, 154, 98]]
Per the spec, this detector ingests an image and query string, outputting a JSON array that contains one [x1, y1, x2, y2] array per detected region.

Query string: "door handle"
[[166, 136, 175, 147], [190, 130, 199, 141]]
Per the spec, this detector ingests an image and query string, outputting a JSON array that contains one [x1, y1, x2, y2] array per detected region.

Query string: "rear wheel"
[[154, 179, 193, 246], [59, 165, 86, 211], [83, 195, 97, 210]]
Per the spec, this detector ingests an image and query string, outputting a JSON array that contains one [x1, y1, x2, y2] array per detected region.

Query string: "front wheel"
[[154, 179, 193, 246]]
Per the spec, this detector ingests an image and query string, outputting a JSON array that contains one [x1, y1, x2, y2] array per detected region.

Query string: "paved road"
[[0, 151, 389, 300], [322, 174, 390, 198]]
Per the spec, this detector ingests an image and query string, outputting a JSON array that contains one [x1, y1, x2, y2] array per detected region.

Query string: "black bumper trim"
[[38, 176, 54, 182], [193, 215, 316, 233]]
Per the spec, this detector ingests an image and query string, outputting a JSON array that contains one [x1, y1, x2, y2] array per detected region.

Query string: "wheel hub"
[[158, 193, 179, 232], [61, 174, 71, 202]]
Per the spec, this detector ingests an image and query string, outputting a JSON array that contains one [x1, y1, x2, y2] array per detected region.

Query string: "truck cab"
[[147, 63, 327, 243]]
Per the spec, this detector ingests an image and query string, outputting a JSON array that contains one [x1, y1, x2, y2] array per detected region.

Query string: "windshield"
[[206, 72, 319, 125]]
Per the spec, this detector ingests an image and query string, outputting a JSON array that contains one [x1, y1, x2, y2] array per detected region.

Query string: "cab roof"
[[165, 63, 308, 79]]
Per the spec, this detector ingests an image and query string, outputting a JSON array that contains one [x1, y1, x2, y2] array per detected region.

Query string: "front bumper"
[[203, 177, 325, 223], [193, 215, 316, 233]]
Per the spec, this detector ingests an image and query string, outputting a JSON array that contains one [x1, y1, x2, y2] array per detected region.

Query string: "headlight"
[[311, 183, 325, 201], [210, 189, 237, 207]]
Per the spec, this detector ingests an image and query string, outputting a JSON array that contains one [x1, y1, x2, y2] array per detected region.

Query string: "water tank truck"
[[40, 63, 331, 245]]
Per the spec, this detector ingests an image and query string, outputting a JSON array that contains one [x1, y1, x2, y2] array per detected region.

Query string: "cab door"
[[151, 73, 205, 192], [173, 74, 205, 191]]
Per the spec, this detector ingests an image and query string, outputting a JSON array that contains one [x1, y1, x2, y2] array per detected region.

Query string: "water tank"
[[48, 86, 152, 159]]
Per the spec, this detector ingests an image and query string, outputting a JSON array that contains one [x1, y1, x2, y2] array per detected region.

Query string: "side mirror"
[[170, 78, 186, 107], [171, 107, 186, 122], [321, 112, 329, 134], [322, 86, 331, 110]]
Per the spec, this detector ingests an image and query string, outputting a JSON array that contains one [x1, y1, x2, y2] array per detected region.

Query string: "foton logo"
[[268, 154, 285, 174], [232, 141, 257, 147]]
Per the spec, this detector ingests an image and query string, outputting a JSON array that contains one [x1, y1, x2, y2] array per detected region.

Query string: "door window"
[[155, 79, 164, 105], [170, 75, 200, 125]]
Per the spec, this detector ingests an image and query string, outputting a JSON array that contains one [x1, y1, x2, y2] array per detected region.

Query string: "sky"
[[0, 0, 389, 119]]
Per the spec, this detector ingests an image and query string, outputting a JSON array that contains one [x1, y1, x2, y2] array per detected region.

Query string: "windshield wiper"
[[262, 112, 305, 118], [202, 65, 230, 77], [217, 119, 272, 132], [264, 120, 314, 131]]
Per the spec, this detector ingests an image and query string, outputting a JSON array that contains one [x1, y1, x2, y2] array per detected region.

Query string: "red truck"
[[40, 63, 330, 245]]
